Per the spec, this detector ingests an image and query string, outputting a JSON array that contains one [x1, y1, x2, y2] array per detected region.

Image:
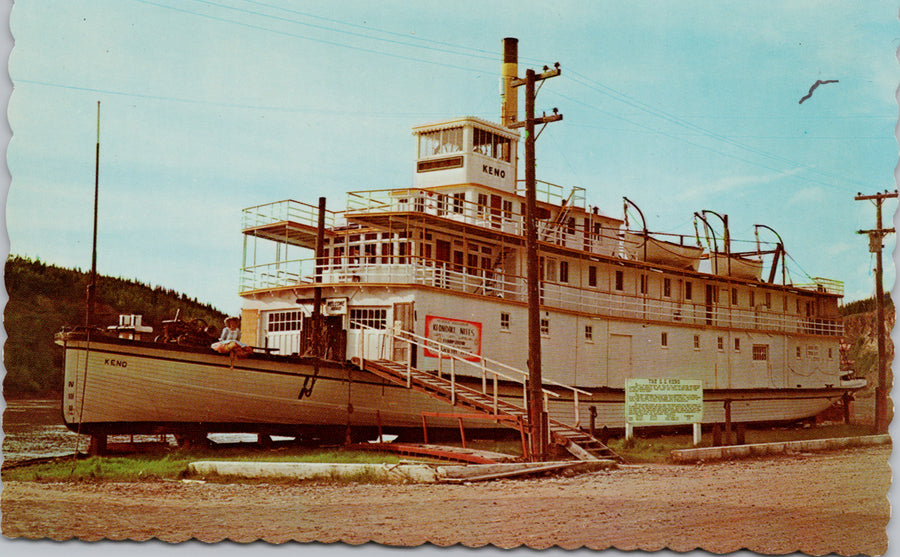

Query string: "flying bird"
[[799, 79, 839, 104]]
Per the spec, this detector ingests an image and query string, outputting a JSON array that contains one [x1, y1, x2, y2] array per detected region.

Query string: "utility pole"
[[855, 190, 897, 434], [506, 43, 562, 460]]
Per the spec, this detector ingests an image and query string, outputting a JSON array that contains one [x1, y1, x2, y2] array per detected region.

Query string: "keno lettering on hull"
[[104, 358, 128, 368], [424, 316, 482, 361]]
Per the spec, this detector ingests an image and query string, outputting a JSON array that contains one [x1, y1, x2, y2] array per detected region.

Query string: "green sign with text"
[[625, 378, 703, 425]]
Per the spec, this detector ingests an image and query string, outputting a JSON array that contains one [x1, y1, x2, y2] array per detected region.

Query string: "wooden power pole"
[[506, 43, 562, 460], [855, 190, 897, 434]]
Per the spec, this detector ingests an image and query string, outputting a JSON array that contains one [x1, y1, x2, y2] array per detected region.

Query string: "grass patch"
[[2, 446, 407, 483], [609, 423, 877, 463]]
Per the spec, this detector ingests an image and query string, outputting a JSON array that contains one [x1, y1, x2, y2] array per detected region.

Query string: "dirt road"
[[2, 445, 890, 555]]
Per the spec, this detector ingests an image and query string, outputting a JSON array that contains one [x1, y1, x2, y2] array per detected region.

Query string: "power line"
[[562, 71, 871, 192], [130, 0, 491, 74]]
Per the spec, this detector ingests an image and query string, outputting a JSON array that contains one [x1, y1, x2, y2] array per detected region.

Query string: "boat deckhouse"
[[57, 38, 861, 456], [239, 109, 848, 427]]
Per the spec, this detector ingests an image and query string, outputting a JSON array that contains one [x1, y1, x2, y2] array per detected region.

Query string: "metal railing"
[[352, 321, 591, 427], [344, 188, 623, 255], [242, 255, 844, 337], [242, 199, 347, 230]]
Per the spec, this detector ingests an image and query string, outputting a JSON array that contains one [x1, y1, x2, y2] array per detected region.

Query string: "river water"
[[2, 398, 88, 464], [2, 398, 290, 465]]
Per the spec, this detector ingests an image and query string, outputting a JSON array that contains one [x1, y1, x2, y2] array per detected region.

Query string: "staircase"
[[356, 357, 622, 462]]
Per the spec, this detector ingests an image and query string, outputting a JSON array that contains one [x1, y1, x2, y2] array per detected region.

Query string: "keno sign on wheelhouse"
[[424, 316, 482, 361]]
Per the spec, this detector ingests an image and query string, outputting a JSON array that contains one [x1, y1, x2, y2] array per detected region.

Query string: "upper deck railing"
[[240, 255, 843, 337], [242, 199, 347, 231], [345, 187, 623, 255]]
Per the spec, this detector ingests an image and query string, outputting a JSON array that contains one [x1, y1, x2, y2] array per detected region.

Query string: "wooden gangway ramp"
[[356, 357, 622, 462]]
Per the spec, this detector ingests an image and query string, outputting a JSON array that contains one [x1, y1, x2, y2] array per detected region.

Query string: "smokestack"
[[501, 37, 518, 127]]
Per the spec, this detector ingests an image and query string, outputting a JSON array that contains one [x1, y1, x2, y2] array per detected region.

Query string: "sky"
[[5, 1, 899, 318]]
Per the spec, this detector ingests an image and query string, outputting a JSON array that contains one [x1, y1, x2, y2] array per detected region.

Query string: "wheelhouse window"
[[473, 127, 511, 162], [349, 308, 388, 330], [419, 127, 463, 157]]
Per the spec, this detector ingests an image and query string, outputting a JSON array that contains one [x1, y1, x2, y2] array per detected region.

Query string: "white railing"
[[344, 188, 623, 256], [352, 321, 590, 427], [242, 199, 347, 230], [241, 256, 844, 336]]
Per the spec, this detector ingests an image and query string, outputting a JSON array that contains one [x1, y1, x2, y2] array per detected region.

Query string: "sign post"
[[625, 378, 704, 445]]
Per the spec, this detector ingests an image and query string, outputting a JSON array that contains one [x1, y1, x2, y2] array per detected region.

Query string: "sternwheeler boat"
[[56, 39, 864, 455]]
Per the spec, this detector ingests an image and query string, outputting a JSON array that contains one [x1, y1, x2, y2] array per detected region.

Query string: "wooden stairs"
[[355, 357, 622, 462]]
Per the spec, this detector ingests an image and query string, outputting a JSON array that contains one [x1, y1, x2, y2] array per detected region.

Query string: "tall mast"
[[86, 101, 100, 328]]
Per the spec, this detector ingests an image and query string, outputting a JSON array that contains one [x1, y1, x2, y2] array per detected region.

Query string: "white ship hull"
[[57, 333, 858, 438]]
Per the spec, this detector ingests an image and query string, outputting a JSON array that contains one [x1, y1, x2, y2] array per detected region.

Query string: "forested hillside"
[[4, 255, 227, 396]]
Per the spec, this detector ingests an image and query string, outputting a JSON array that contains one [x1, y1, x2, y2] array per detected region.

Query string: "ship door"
[[392, 302, 415, 364], [705, 284, 715, 325], [490, 194, 502, 228], [435, 240, 451, 288], [609, 333, 633, 383]]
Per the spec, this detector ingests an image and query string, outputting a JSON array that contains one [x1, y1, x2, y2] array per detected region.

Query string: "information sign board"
[[625, 378, 703, 425]]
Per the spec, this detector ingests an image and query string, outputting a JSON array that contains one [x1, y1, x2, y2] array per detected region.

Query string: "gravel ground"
[[1, 444, 890, 555]]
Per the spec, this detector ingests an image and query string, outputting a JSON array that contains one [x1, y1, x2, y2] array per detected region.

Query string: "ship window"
[[806, 345, 819, 361], [734, 338, 741, 352], [419, 127, 463, 157], [614, 270, 624, 291], [717, 337, 724, 351], [452, 192, 465, 214], [731, 288, 738, 306], [749, 291, 756, 308], [502, 199, 513, 220], [639, 274, 648, 294], [796, 346, 802, 359], [364, 243, 377, 263], [500, 312, 510, 331], [477, 193, 488, 217], [540, 317, 550, 336], [559, 261, 569, 283], [267, 310, 303, 332], [752, 344, 769, 361], [381, 241, 393, 264], [349, 308, 388, 330], [685, 281, 693, 300], [588, 266, 597, 287], [828, 347, 833, 359], [474, 127, 511, 162], [765, 292, 772, 308], [693, 334, 700, 350], [543, 258, 558, 282], [663, 278, 672, 298], [585, 325, 593, 342], [661, 332, 668, 347]]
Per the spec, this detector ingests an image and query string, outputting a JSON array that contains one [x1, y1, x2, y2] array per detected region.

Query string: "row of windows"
[[349, 308, 388, 330], [267, 310, 303, 332], [417, 126, 512, 162], [501, 311, 831, 361]]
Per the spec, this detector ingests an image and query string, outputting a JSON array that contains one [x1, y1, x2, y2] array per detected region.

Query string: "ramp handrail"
[[351, 320, 588, 427]]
